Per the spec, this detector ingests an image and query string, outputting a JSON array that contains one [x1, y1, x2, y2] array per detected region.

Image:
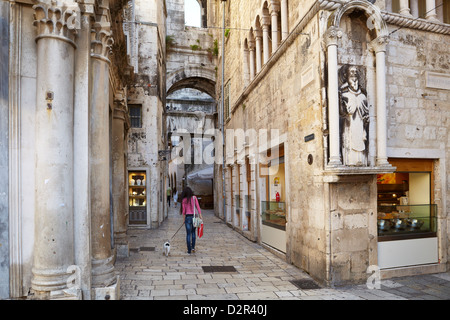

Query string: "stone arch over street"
[[166, 66, 217, 99]]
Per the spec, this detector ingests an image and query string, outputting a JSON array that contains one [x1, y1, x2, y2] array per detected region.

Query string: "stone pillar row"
[[399, 0, 439, 21], [246, 0, 288, 82], [31, 0, 125, 299]]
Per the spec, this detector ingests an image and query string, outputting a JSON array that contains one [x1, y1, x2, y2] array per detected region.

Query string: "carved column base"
[[91, 256, 116, 288], [31, 267, 69, 292], [92, 276, 120, 300]]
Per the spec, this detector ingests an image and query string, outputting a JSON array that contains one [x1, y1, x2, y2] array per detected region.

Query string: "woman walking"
[[180, 187, 202, 254]]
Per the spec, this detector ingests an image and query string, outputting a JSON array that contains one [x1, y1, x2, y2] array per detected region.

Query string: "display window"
[[262, 155, 286, 231], [129, 170, 147, 225], [377, 159, 436, 241]]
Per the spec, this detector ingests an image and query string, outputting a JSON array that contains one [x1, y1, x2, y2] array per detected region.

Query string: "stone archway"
[[166, 66, 216, 99]]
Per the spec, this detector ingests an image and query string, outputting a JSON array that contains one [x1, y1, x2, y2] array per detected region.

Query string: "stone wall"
[[215, 0, 450, 285]]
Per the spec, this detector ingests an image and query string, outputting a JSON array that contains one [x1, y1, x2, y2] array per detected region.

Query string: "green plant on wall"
[[225, 29, 230, 37], [166, 35, 176, 52], [190, 39, 202, 51]]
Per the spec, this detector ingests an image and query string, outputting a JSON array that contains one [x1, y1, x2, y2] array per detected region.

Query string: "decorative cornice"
[[33, 1, 79, 47], [381, 11, 450, 35], [318, 0, 450, 35]]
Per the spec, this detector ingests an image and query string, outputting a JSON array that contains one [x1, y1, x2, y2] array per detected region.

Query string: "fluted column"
[[90, 5, 116, 288], [270, 1, 280, 52], [261, 14, 271, 64], [370, 36, 390, 167], [324, 27, 342, 166], [31, 1, 78, 296]]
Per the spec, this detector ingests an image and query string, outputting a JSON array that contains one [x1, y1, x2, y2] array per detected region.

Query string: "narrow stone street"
[[116, 207, 450, 300]]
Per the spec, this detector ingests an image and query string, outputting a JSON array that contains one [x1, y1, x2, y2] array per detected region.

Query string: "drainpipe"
[[221, 0, 227, 220]]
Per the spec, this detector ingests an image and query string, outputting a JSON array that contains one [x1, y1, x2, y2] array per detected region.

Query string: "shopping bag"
[[192, 196, 202, 228], [197, 223, 204, 238]]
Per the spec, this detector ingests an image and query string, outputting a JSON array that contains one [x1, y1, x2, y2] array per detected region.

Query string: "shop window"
[[377, 159, 436, 241], [129, 170, 147, 224], [129, 104, 142, 128], [261, 153, 286, 231]]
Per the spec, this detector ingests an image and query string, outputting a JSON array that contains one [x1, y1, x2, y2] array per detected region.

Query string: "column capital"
[[269, 0, 281, 14], [248, 38, 256, 50], [253, 28, 262, 39], [33, 1, 80, 47], [369, 35, 389, 53], [90, 22, 114, 62], [91, 1, 113, 62], [260, 14, 271, 28], [324, 26, 343, 47]]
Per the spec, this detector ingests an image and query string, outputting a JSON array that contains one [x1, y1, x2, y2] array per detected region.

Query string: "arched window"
[[185, 0, 202, 27]]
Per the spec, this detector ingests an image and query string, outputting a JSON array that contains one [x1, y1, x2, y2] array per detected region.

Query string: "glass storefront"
[[377, 159, 438, 268], [261, 148, 286, 253]]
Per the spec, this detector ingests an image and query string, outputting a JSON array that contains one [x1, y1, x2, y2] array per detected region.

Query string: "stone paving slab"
[[115, 207, 450, 300]]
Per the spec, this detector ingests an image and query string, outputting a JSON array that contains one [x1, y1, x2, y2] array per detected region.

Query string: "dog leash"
[[170, 221, 185, 241]]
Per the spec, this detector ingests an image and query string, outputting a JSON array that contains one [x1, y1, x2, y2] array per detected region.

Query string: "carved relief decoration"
[[338, 65, 369, 167], [33, 1, 80, 46]]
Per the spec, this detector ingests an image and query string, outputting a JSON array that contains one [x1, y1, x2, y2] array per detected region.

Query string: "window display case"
[[377, 204, 437, 241], [129, 171, 147, 225], [261, 201, 286, 231]]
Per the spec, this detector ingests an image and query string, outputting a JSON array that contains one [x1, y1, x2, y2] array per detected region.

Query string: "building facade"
[[0, 0, 134, 299], [214, 0, 450, 286], [124, 0, 169, 228]]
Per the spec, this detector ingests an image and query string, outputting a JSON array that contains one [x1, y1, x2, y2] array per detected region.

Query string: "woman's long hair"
[[181, 187, 193, 206]]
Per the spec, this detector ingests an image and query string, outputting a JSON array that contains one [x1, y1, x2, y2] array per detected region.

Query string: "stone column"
[[89, 8, 116, 289], [112, 91, 129, 257], [399, 0, 412, 16], [254, 29, 262, 73], [243, 46, 250, 86], [410, 0, 419, 17], [370, 36, 390, 167], [270, 1, 280, 52], [31, 1, 78, 297], [74, 5, 95, 300], [280, 0, 288, 40], [249, 39, 256, 80], [324, 27, 342, 166], [261, 14, 271, 64], [425, 0, 439, 21]]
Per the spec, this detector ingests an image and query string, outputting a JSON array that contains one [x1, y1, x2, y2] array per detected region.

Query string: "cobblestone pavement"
[[116, 207, 450, 300]]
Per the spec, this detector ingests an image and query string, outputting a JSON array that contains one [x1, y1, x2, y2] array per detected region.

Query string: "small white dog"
[[163, 241, 171, 257]]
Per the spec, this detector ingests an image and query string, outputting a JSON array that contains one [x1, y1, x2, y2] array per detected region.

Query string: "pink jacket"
[[182, 196, 201, 216]]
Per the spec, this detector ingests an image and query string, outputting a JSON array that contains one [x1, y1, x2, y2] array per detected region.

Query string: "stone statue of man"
[[339, 65, 369, 166]]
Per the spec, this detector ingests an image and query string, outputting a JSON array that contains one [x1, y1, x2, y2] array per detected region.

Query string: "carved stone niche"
[[338, 64, 369, 167]]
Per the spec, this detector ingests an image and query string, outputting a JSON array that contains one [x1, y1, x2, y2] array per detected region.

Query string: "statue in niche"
[[338, 65, 369, 166]]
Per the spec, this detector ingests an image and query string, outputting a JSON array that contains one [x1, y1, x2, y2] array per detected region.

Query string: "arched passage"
[[166, 66, 217, 209]]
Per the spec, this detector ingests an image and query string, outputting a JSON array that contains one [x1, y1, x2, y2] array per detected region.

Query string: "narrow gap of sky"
[[185, 0, 201, 27]]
